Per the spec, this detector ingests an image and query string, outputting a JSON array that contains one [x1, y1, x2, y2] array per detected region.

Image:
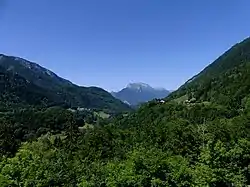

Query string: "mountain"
[[3, 38, 250, 186], [0, 54, 131, 113], [112, 83, 170, 106], [3, 37, 250, 186], [167, 37, 250, 110]]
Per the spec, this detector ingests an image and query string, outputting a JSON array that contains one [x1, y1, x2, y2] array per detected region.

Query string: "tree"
[[0, 119, 19, 157]]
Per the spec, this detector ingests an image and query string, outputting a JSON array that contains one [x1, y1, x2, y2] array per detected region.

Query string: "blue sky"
[[0, 0, 249, 91]]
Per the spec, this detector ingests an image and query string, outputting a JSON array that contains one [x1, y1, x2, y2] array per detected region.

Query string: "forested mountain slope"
[[0, 66, 59, 111], [168, 37, 250, 109], [0, 54, 131, 113]]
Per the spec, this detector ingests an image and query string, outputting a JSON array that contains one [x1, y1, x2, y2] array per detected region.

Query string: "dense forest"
[[1, 38, 250, 186]]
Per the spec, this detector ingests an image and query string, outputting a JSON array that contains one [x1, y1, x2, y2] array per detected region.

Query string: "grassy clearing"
[[94, 111, 110, 119]]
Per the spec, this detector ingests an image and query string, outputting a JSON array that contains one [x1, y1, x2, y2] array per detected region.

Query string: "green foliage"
[[0, 135, 82, 186], [0, 119, 19, 157], [0, 174, 13, 187], [80, 148, 192, 187], [193, 139, 250, 186], [0, 106, 107, 157]]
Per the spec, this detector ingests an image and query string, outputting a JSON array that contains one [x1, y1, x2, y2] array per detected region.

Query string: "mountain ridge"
[[0, 54, 131, 113]]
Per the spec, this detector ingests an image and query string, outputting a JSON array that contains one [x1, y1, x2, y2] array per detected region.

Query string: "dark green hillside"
[[0, 54, 131, 113], [169, 37, 250, 108], [0, 54, 73, 89], [0, 66, 56, 110]]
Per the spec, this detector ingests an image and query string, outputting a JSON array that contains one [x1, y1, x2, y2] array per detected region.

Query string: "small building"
[[159, 100, 165, 104]]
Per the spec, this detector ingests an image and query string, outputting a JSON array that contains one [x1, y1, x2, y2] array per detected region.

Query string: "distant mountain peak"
[[127, 82, 153, 90], [112, 82, 171, 106]]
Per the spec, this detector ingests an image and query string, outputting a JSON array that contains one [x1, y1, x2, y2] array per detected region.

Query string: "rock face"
[[112, 83, 171, 106]]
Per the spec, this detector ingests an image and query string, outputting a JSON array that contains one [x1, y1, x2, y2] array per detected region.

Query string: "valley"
[[1, 38, 250, 186]]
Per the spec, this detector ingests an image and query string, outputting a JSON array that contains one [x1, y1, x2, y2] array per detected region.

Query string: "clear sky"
[[0, 0, 249, 91]]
